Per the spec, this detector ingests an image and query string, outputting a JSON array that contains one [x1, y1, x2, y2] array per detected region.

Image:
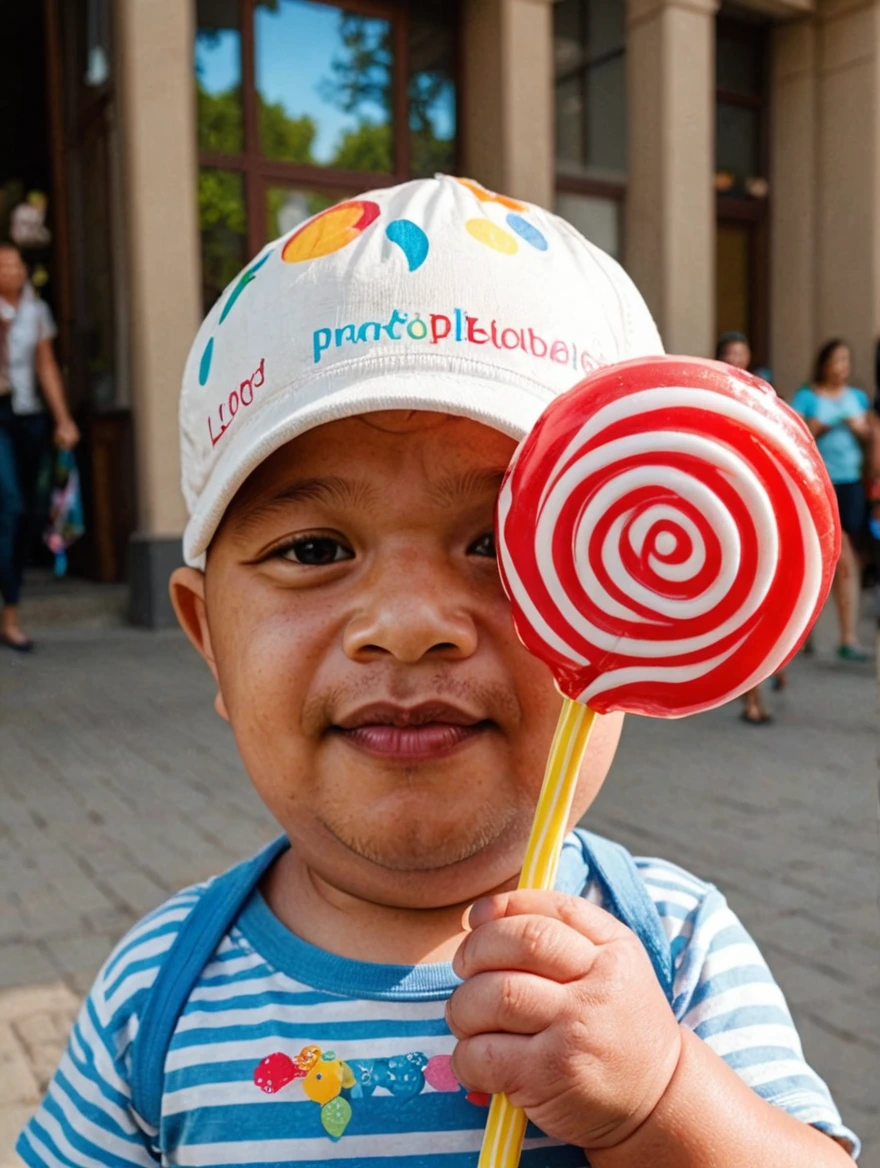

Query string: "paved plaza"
[[0, 593, 878, 1163]]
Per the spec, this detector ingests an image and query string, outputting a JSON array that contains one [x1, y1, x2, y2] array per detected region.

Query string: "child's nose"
[[342, 557, 479, 664]]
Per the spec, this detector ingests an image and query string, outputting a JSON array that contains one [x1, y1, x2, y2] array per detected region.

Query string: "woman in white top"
[[0, 242, 79, 650]]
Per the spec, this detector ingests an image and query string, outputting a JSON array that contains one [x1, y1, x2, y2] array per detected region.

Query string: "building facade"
[[5, 0, 880, 622]]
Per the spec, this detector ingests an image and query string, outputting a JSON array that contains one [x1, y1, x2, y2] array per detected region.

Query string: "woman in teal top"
[[792, 340, 870, 660]]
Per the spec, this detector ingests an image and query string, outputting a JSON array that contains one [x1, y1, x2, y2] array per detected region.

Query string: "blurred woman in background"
[[716, 332, 786, 723], [0, 242, 78, 651], [793, 340, 870, 661]]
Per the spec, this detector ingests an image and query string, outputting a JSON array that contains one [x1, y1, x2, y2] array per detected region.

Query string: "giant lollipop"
[[479, 356, 840, 1167]]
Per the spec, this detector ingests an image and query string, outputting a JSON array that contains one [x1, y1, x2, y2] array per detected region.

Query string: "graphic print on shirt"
[[254, 1046, 489, 1140]]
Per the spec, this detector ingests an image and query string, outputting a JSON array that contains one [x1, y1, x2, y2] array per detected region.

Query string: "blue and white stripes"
[[18, 840, 859, 1166]]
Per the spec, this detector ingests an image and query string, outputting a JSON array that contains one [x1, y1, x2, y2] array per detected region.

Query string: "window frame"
[[196, 0, 460, 257], [714, 12, 770, 366], [553, 0, 627, 261]]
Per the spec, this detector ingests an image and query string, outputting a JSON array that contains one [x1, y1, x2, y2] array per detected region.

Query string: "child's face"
[[172, 412, 623, 909], [720, 340, 750, 371]]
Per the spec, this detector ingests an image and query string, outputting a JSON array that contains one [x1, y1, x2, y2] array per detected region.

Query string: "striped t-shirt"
[[18, 832, 859, 1166]]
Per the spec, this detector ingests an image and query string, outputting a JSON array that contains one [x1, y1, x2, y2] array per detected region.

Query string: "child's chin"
[[320, 806, 524, 880]]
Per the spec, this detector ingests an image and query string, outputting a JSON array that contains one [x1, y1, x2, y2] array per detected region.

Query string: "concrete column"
[[625, 0, 719, 356], [115, 0, 201, 625], [770, 18, 817, 398], [814, 0, 880, 387], [461, 0, 555, 208]]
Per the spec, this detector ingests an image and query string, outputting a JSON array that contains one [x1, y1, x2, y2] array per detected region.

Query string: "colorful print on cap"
[[180, 173, 665, 569], [281, 199, 380, 263], [198, 250, 272, 386], [274, 177, 551, 272], [385, 219, 429, 271], [197, 176, 554, 392]]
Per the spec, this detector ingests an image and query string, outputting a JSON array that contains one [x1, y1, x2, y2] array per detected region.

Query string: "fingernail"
[[467, 897, 494, 928]]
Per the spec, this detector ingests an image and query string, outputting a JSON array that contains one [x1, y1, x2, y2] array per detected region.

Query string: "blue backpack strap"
[[575, 829, 674, 1004], [130, 835, 289, 1130]]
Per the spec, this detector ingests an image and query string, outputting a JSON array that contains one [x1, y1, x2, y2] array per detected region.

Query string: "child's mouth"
[[331, 702, 494, 762]]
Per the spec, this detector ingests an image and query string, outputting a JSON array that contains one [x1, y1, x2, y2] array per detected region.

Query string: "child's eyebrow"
[[427, 469, 508, 506], [230, 476, 376, 535], [230, 468, 508, 540]]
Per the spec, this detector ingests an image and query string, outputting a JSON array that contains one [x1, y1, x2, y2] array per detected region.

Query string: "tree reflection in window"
[[319, 13, 394, 172], [195, 0, 458, 313]]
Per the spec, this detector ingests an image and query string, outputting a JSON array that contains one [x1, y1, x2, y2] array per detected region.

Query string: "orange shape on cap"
[[465, 218, 518, 255], [282, 200, 380, 263], [455, 176, 526, 212]]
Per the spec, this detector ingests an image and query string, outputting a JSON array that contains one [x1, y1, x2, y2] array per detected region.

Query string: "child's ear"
[[169, 567, 230, 722]]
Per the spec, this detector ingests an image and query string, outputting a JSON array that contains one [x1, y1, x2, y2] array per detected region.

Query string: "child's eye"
[[468, 532, 496, 558], [278, 537, 353, 565]]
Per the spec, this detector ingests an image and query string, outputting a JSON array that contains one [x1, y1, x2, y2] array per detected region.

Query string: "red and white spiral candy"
[[496, 357, 840, 717]]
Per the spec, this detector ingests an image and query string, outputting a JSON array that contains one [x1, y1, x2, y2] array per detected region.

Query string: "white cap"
[[180, 174, 663, 567]]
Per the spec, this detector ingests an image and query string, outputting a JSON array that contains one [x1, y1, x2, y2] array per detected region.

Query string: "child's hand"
[[447, 890, 683, 1153]]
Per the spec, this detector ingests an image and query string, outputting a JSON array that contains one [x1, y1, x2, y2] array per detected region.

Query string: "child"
[[18, 176, 858, 1166]]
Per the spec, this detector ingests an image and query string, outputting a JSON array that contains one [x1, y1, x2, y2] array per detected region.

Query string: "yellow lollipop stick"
[[477, 697, 597, 1168]]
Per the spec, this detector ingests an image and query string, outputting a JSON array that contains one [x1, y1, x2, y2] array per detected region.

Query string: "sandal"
[[740, 710, 773, 725], [1, 634, 33, 653]]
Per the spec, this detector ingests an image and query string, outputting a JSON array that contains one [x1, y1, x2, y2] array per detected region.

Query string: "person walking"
[[0, 242, 79, 651], [793, 340, 870, 661], [716, 332, 786, 722]]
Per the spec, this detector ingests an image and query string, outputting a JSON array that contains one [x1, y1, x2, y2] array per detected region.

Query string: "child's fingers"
[[451, 1032, 533, 1098], [453, 912, 598, 982], [446, 970, 567, 1039], [468, 889, 625, 947]]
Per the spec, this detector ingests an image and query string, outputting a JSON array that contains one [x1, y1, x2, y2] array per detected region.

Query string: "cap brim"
[[183, 365, 555, 568]]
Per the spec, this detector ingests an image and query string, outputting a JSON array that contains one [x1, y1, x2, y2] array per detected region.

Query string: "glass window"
[[194, 1, 458, 303], [716, 101, 759, 185], [554, 0, 626, 180], [587, 56, 626, 174], [196, 0, 243, 154], [556, 191, 621, 260], [715, 18, 766, 196], [589, 0, 625, 60], [716, 27, 762, 98], [555, 0, 585, 73], [555, 1, 626, 266], [408, 0, 457, 177], [255, 0, 393, 169], [715, 18, 768, 362], [555, 75, 583, 168], [199, 169, 247, 314], [84, 0, 112, 87]]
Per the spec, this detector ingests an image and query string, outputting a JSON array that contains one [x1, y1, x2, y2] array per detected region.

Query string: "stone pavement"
[[0, 598, 878, 1164]]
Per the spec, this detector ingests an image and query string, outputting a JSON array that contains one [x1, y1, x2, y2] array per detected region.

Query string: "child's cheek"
[[212, 595, 314, 736]]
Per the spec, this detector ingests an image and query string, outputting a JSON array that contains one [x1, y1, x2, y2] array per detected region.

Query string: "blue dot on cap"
[[506, 213, 548, 251], [198, 337, 214, 386], [385, 219, 429, 272]]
